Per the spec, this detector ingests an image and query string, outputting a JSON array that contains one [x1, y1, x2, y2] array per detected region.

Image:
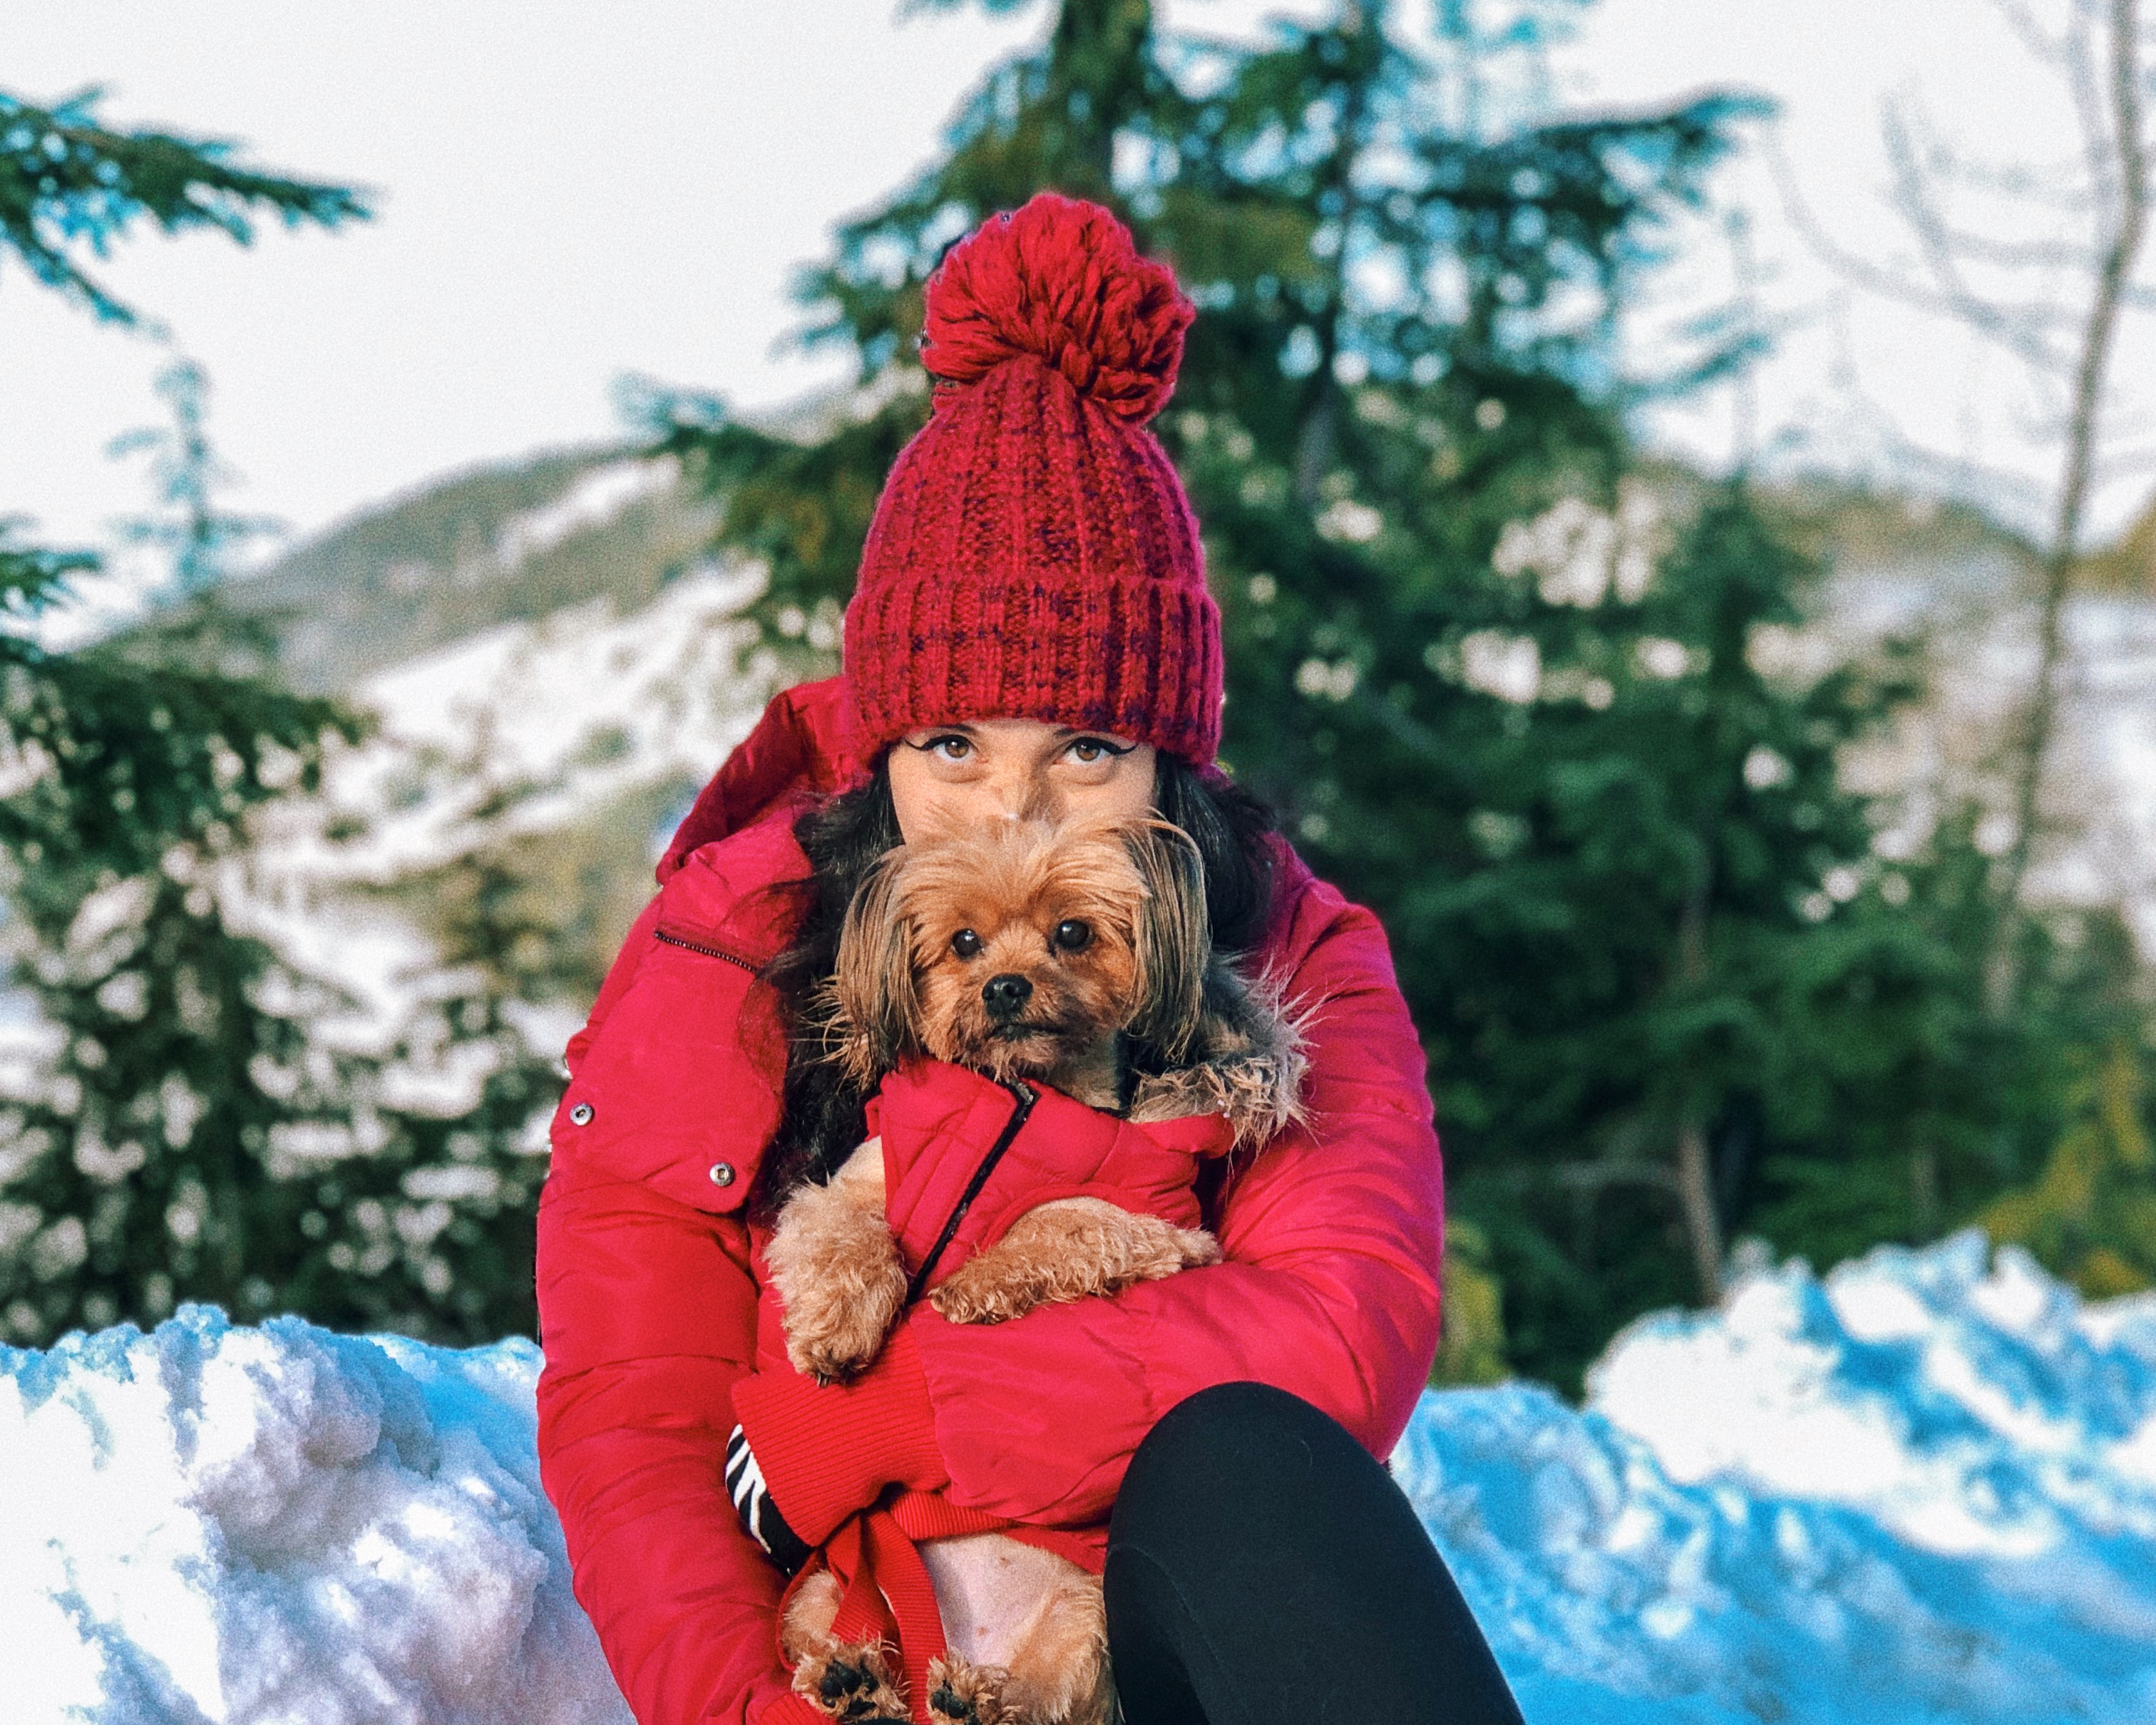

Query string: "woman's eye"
[[1065, 736, 1128, 764], [952, 929, 982, 958], [1052, 920, 1092, 952], [931, 735, 972, 761]]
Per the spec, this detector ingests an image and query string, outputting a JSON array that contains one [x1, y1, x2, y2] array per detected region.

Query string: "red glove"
[[729, 1321, 948, 1548]]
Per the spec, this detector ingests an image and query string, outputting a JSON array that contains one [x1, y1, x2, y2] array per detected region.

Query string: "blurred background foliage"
[[5, 0, 2155, 1390]]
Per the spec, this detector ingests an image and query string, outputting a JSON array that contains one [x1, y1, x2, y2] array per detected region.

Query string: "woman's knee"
[[1113, 1381, 1370, 1551]]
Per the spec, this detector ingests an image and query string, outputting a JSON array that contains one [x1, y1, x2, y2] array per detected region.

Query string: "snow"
[[1400, 1230, 2156, 1721], [2, 1306, 630, 1725], [276, 547, 773, 893], [9, 1234, 2156, 1723], [230, 528, 776, 1075], [490, 460, 679, 570]]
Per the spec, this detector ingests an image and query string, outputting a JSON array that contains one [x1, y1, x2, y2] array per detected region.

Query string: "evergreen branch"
[[0, 520, 99, 622], [0, 86, 371, 324]]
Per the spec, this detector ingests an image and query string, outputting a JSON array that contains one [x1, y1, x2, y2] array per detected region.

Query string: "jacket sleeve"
[[734, 882, 1444, 1533], [536, 901, 831, 1725]]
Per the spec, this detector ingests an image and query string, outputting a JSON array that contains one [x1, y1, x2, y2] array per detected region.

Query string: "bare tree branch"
[[1889, 88, 2092, 208], [1772, 134, 2079, 373], [1882, 103, 2082, 372], [1991, 0, 2152, 1013], [1990, 0, 2074, 66], [2095, 443, 2156, 478], [1812, 298, 2054, 511]]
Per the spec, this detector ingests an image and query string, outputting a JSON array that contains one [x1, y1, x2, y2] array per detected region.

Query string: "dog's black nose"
[[982, 973, 1032, 1018]]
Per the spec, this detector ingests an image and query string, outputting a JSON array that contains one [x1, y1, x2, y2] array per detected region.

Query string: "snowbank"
[[1399, 1230, 2156, 1722], [1, 1311, 629, 1725], [9, 1234, 2155, 1723]]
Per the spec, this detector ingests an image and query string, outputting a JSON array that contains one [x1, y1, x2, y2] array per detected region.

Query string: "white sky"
[[2, 0, 2150, 571]]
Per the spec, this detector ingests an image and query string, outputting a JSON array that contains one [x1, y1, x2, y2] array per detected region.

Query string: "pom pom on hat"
[[920, 192, 1195, 424], [844, 192, 1222, 765]]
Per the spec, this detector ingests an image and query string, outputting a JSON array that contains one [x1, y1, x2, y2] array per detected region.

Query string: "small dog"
[[764, 813, 1306, 1725]]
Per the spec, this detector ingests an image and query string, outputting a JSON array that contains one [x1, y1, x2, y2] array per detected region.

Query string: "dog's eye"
[[1052, 919, 1092, 952], [951, 929, 982, 959]]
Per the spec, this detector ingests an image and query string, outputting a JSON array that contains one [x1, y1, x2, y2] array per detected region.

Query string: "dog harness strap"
[[869, 1510, 945, 1724], [904, 1080, 1037, 1304], [825, 1510, 946, 1725]]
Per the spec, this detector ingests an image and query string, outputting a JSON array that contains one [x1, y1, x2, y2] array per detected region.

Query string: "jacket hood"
[[657, 678, 869, 885]]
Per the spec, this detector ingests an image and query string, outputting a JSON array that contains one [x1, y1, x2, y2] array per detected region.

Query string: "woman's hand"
[[725, 1423, 813, 1574]]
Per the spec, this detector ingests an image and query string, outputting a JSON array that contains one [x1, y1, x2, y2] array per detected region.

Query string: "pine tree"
[[270, 843, 564, 1342], [1981, 1041, 2156, 1299], [0, 86, 569, 1352], [109, 356, 284, 596], [0, 513, 365, 1337], [0, 87, 364, 326]]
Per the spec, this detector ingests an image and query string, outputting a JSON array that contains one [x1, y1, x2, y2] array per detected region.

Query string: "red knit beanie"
[[842, 192, 1222, 765]]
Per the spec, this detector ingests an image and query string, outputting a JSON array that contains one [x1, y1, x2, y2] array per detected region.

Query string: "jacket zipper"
[[653, 927, 761, 974], [906, 1079, 1037, 1306]]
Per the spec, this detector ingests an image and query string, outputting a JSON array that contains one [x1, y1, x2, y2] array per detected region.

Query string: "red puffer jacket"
[[535, 679, 1445, 1725]]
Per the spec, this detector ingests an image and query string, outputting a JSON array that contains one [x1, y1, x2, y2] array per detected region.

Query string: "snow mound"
[[1, 1307, 629, 1725], [11, 1235, 2156, 1723], [1399, 1230, 2156, 1722]]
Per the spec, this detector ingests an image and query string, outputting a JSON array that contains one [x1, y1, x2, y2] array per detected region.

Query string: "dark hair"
[[750, 753, 1277, 1220]]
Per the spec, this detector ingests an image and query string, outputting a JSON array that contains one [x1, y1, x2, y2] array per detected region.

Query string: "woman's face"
[[886, 718, 1157, 842]]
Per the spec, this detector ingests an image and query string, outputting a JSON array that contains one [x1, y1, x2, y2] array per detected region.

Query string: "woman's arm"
[[537, 901, 863, 1725], [734, 877, 1443, 1533], [538, 1165, 820, 1725]]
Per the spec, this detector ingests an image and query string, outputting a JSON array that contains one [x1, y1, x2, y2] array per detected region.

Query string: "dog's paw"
[[784, 1286, 904, 1383], [768, 1188, 910, 1382], [926, 1254, 1022, 1325], [928, 1654, 1012, 1725], [796, 1643, 908, 1723]]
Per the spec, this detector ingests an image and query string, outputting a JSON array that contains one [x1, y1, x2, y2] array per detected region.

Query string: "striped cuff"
[[725, 1423, 813, 1575]]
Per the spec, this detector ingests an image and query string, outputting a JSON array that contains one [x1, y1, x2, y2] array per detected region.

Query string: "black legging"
[[1105, 1382, 1526, 1725]]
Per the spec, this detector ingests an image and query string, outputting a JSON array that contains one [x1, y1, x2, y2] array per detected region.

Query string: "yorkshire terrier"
[[764, 813, 1307, 1725]]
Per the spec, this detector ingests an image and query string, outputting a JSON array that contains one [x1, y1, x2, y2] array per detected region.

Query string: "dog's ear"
[[1124, 819, 1210, 1064], [831, 849, 921, 1084]]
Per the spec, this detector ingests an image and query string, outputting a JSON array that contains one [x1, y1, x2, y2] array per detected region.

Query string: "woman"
[[535, 192, 1524, 1725]]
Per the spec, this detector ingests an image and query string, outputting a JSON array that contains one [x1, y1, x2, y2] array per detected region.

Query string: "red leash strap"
[[823, 1508, 949, 1724]]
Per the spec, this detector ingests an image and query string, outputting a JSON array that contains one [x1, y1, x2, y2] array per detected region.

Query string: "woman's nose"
[[992, 764, 1056, 822]]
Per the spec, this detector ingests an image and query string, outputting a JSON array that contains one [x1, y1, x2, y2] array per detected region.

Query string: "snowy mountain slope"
[[270, 552, 771, 890], [10, 1233, 2153, 1724], [232, 458, 779, 1053], [224, 448, 721, 695]]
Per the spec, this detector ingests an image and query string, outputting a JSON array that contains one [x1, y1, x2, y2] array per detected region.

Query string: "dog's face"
[[831, 815, 1209, 1088]]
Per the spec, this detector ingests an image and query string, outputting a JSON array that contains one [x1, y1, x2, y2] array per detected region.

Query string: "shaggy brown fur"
[[766, 814, 1306, 1725], [781, 1570, 909, 1722], [768, 814, 1305, 1381], [925, 1196, 1220, 1326]]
